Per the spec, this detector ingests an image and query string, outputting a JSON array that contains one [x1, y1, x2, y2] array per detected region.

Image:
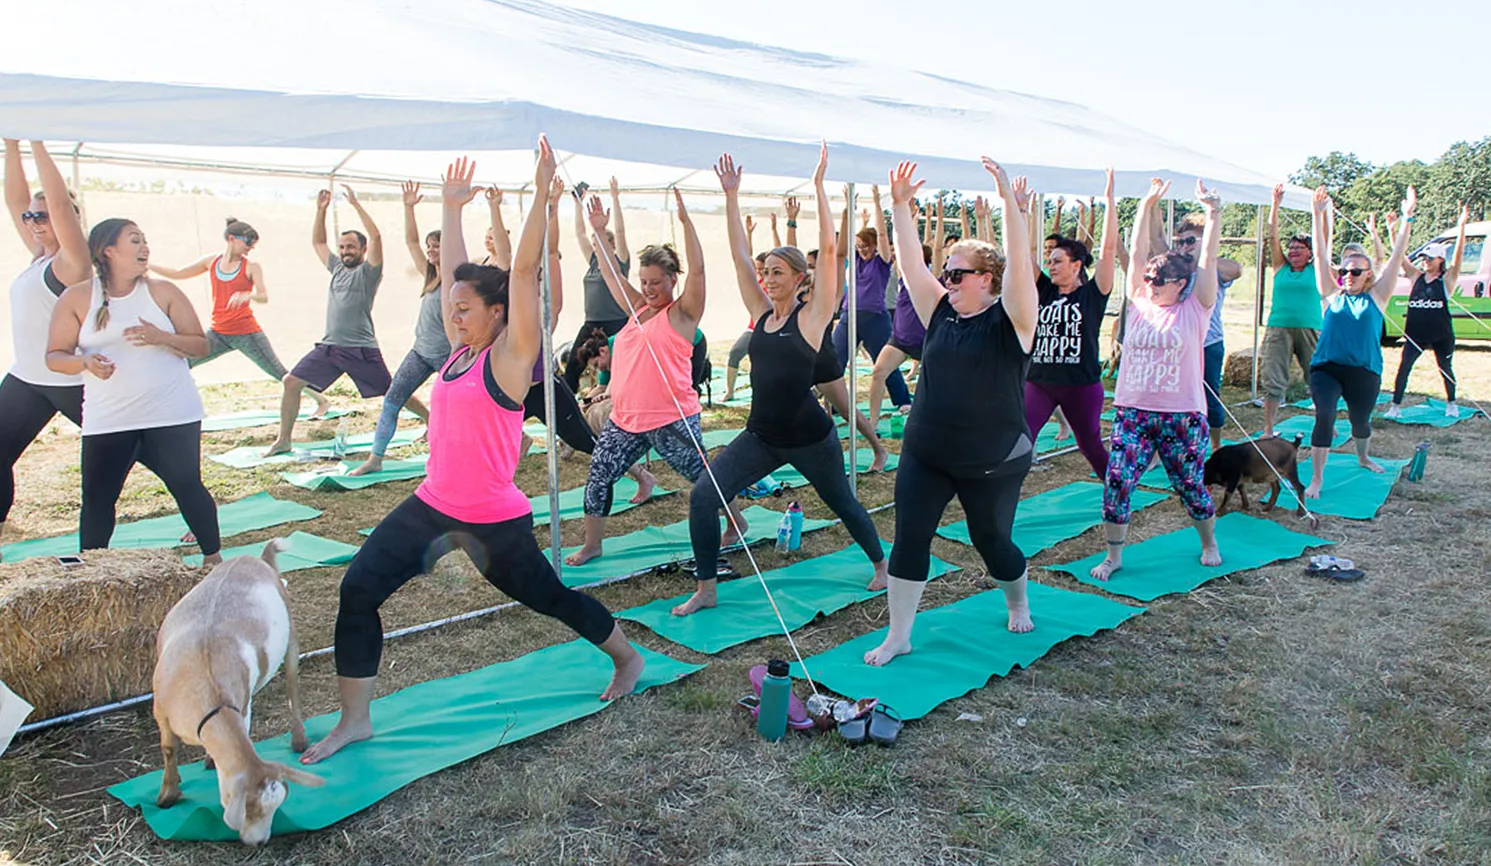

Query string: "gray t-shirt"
[[413, 286, 451, 361], [585, 254, 629, 323], [322, 253, 383, 347]]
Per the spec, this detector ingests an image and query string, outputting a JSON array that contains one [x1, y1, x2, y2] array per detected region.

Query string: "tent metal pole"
[[845, 182, 857, 497], [538, 148, 563, 575], [1251, 204, 1265, 403]]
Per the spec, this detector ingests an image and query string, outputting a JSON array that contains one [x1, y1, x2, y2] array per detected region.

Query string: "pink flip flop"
[[748, 664, 815, 730]]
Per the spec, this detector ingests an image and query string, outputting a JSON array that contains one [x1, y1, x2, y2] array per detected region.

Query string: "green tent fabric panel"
[[281, 457, 430, 491], [0, 492, 321, 563], [183, 532, 360, 571], [772, 449, 900, 489], [1050, 511, 1334, 601], [1376, 398, 1487, 427], [938, 481, 1167, 557], [108, 641, 704, 842], [789, 581, 1144, 720], [1264, 453, 1407, 520], [558, 505, 833, 588], [201, 407, 351, 433], [210, 427, 427, 469], [619, 544, 959, 654]]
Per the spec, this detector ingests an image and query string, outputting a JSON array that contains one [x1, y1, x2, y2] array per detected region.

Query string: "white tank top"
[[76, 278, 204, 436], [9, 256, 82, 387]]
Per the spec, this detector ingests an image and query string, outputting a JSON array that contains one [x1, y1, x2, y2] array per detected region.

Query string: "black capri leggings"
[[1309, 362, 1381, 448], [80, 421, 220, 555], [1392, 337, 1455, 403], [688, 428, 884, 571], [0, 374, 83, 523], [890, 449, 1031, 582], [523, 374, 598, 454], [335, 495, 615, 679]]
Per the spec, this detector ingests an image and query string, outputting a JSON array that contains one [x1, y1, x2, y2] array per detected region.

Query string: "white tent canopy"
[[2, 0, 1307, 206]]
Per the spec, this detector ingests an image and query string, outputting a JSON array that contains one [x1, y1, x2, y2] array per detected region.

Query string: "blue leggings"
[[833, 311, 909, 406], [371, 350, 443, 457]]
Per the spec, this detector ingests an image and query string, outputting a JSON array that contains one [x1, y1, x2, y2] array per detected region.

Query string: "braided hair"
[[87, 218, 136, 331]]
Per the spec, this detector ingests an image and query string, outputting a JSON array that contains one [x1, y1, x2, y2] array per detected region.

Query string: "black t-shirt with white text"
[[1404, 273, 1453, 344], [1028, 273, 1109, 386]]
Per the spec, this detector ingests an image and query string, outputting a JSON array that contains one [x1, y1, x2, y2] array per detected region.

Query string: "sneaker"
[[1384, 404, 1402, 419], [1445, 401, 1459, 418]]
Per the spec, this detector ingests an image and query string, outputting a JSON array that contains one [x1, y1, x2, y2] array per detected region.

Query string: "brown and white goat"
[[151, 539, 324, 845]]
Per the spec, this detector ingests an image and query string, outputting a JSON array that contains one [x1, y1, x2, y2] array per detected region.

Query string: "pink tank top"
[[609, 303, 701, 433], [415, 346, 531, 523]]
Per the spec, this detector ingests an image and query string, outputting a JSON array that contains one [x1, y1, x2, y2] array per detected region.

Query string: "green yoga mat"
[[836, 415, 900, 441], [1267, 415, 1351, 446], [107, 640, 703, 842], [1377, 398, 1487, 427], [281, 457, 429, 491], [1050, 511, 1334, 602], [790, 581, 1144, 721], [357, 478, 673, 536], [773, 450, 899, 489], [938, 481, 1167, 557], [1291, 392, 1392, 412], [0, 492, 321, 563], [558, 505, 833, 588], [210, 427, 427, 469], [619, 544, 959, 654], [183, 531, 359, 571], [200, 407, 351, 433], [1264, 453, 1407, 520], [648, 427, 740, 459]]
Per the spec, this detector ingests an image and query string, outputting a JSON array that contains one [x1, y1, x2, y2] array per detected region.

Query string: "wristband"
[[786, 220, 798, 228], [1405, 216, 1415, 223]]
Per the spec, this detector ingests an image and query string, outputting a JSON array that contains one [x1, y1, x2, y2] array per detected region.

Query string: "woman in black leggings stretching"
[[1386, 204, 1467, 419], [675, 148, 888, 617], [865, 157, 1040, 667]]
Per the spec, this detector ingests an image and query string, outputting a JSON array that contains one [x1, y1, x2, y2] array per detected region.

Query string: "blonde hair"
[[947, 239, 1005, 292]]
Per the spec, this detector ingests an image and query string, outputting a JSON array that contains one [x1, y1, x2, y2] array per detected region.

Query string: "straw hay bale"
[[1223, 347, 1257, 387], [0, 549, 203, 720]]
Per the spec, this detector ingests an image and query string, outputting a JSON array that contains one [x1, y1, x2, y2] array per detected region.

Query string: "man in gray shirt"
[[264, 186, 389, 456]]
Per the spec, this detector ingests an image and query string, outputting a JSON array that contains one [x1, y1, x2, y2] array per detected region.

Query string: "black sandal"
[[867, 704, 904, 747]]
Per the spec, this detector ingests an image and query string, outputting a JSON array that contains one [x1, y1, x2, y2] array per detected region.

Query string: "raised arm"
[[400, 181, 426, 274], [1308, 187, 1337, 300], [784, 195, 800, 248], [342, 186, 382, 268], [872, 185, 892, 262], [837, 197, 850, 267], [1191, 180, 1223, 310], [888, 162, 944, 326], [586, 195, 646, 315], [1267, 183, 1286, 269], [984, 159, 1038, 351], [671, 188, 706, 328], [492, 137, 555, 395], [770, 211, 782, 249], [715, 154, 770, 322], [932, 193, 947, 275], [1095, 169, 1119, 295], [311, 189, 333, 265], [958, 201, 970, 249], [148, 254, 213, 281], [745, 214, 757, 257], [30, 143, 89, 284], [439, 156, 480, 347], [609, 177, 629, 266], [1371, 186, 1417, 307], [545, 175, 564, 328], [1128, 179, 1170, 300], [4, 140, 37, 257], [1051, 197, 1064, 239], [1448, 203, 1470, 288], [802, 145, 841, 331], [571, 184, 595, 263]]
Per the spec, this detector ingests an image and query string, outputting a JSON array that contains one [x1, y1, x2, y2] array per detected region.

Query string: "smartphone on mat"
[[56, 555, 83, 567]]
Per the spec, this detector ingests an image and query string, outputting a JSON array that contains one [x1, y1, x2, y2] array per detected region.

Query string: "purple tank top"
[[890, 279, 925, 347]]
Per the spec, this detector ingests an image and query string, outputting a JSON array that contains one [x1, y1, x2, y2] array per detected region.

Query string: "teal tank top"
[[1268, 263, 1323, 329], [1311, 292, 1383, 375]]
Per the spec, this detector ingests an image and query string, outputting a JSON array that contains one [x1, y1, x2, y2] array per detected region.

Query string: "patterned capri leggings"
[[1103, 406, 1215, 524], [189, 329, 290, 381], [583, 414, 707, 516]]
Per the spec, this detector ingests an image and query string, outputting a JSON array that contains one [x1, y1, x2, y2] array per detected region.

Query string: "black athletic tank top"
[[1404, 273, 1453, 343], [903, 295, 1032, 473], [810, 322, 840, 385], [746, 304, 835, 448]]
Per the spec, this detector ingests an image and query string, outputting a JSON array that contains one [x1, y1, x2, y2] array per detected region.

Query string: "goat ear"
[[221, 777, 248, 831], [273, 762, 326, 788]]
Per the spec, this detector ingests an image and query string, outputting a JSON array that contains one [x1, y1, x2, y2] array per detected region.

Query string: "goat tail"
[[260, 537, 289, 571]]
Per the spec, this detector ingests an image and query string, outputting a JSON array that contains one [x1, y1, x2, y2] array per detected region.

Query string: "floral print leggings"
[[1102, 407, 1215, 524]]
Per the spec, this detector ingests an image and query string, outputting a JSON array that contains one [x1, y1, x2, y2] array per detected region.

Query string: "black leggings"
[[335, 495, 615, 678], [561, 318, 628, 392], [1309, 362, 1380, 448], [1393, 337, 1455, 403], [80, 421, 220, 555], [890, 450, 1031, 582], [688, 428, 884, 570], [523, 374, 598, 454], [0, 374, 83, 522]]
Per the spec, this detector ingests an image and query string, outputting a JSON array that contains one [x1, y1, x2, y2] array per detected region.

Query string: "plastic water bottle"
[[332, 417, 349, 459], [775, 510, 792, 553], [1407, 440, 1431, 482], [756, 659, 792, 741], [787, 501, 803, 551]]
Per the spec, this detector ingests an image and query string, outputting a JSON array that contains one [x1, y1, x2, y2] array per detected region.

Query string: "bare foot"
[[629, 470, 656, 504], [1055, 425, 1073, 442], [262, 439, 291, 458], [308, 396, 331, 421], [346, 455, 383, 477], [1304, 482, 1322, 499], [1006, 600, 1034, 633], [866, 560, 889, 592], [1089, 555, 1122, 582], [870, 445, 889, 473], [565, 545, 602, 566], [200, 552, 223, 567], [671, 587, 718, 617], [180, 531, 196, 544], [721, 516, 749, 548], [864, 637, 911, 666], [600, 646, 645, 701], [299, 716, 372, 765], [722, 389, 734, 402], [1200, 545, 1222, 567], [1359, 456, 1385, 473]]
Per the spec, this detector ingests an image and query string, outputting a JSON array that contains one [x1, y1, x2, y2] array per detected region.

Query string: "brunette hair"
[[87, 218, 137, 331]]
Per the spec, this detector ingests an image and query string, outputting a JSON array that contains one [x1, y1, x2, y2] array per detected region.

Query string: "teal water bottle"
[[757, 659, 792, 741], [1407, 440, 1431, 482], [787, 501, 803, 551]]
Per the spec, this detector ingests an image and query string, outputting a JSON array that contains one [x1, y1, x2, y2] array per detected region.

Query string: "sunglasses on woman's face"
[[1172, 236, 1199, 247], [942, 267, 985, 286], [1146, 273, 1185, 286], [1336, 267, 1368, 278], [20, 211, 49, 225]]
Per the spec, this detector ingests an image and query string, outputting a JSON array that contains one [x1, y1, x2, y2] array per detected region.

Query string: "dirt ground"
[[2, 293, 1490, 865]]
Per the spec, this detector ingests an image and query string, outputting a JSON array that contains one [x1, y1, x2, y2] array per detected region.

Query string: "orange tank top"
[[609, 302, 702, 433], [209, 256, 261, 335]]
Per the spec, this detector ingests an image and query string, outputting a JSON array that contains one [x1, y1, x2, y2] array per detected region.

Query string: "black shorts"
[[291, 344, 392, 398], [886, 337, 923, 362]]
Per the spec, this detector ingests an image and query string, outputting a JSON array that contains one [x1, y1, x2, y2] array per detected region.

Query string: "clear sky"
[[556, 0, 1489, 180]]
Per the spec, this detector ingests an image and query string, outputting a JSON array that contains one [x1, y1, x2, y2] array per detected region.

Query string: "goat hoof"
[[203, 756, 216, 771], [291, 736, 309, 754], [157, 789, 181, 809]]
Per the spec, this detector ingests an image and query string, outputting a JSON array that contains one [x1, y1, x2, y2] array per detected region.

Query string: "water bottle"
[[775, 510, 792, 553], [787, 501, 803, 551], [1407, 440, 1431, 482], [756, 659, 792, 741], [331, 417, 349, 459]]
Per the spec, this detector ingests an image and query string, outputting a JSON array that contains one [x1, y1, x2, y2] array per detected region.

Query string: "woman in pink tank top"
[[301, 141, 645, 766], [564, 187, 745, 568]]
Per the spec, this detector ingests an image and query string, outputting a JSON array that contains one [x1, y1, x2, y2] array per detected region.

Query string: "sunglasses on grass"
[[941, 267, 986, 286], [20, 211, 49, 224]]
